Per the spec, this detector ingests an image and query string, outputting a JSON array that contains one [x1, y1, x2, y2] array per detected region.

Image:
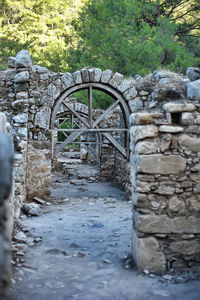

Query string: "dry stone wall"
[[130, 70, 200, 273], [1, 49, 200, 274]]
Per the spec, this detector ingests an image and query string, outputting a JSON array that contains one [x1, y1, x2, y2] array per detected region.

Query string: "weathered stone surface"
[[22, 203, 40, 216], [187, 80, 200, 101], [159, 125, 184, 133], [135, 214, 200, 233], [128, 98, 143, 111], [73, 70, 82, 85], [123, 87, 137, 101], [138, 154, 186, 174], [81, 68, 90, 83], [163, 102, 196, 112], [93, 68, 102, 82], [170, 240, 200, 255], [160, 134, 171, 152], [35, 107, 51, 129], [11, 99, 28, 111], [117, 80, 132, 93], [156, 183, 174, 195], [14, 71, 29, 83], [130, 125, 158, 142], [15, 50, 32, 68], [7, 56, 16, 68], [47, 83, 61, 101], [101, 69, 112, 83], [132, 229, 166, 273], [12, 113, 28, 124], [109, 72, 123, 88], [0, 113, 7, 132], [135, 140, 158, 154], [61, 72, 74, 89], [151, 88, 180, 101], [181, 112, 194, 125], [179, 134, 200, 152], [130, 112, 154, 125], [186, 67, 200, 82]]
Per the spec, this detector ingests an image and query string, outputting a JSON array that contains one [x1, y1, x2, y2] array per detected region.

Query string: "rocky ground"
[[11, 161, 200, 300]]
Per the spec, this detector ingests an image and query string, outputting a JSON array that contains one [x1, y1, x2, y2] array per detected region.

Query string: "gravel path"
[[12, 163, 200, 300]]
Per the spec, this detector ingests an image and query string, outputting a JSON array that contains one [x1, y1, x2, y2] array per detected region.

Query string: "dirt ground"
[[11, 162, 200, 300]]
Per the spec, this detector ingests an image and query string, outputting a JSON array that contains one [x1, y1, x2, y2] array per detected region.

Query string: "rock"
[[137, 154, 186, 175], [130, 125, 158, 142], [135, 214, 200, 234], [135, 140, 158, 154], [159, 125, 184, 133], [14, 231, 27, 243], [81, 68, 90, 83], [179, 134, 200, 152], [7, 56, 16, 68], [130, 112, 154, 125], [93, 68, 102, 82], [163, 275, 173, 281], [101, 69, 113, 83], [132, 230, 166, 273], [169, 240, 200, 256], [22, 203, 41, 216], [187, 80, 200, 101], [108, 72, 123, 88], [123, 87, 138, 101], [156, 183, 174, 195], [128, 97, 143, 111], [35, 107, 51, 129], [117, 80, 132, 93], [15, 50, 32, 68], [12, 113, 28, 124], [33, 197, 45, 205], [151, 88, 181, 101], [160, 134, 171, 152], [168, 196, 185, 213], [61, 72, 74, 89], [14, 71, 29, 83], [186, 67, 200, 81], [73, 70, 82, 85]]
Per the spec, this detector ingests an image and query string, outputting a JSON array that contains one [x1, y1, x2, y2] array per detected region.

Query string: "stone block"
[[7, 56, 16, 68], [130, 125, 158, 142], [123, 87, 137, 101], [93, 68, 102, 82], [169, 240, 200, 256], [73, 71, 82, 85], [187, 80, 200, 101], [12, 114, 28, 124], [35, 107, 51, 129], [15, 50, 32, 68], [117, 80, 132, 93], [137, 154, 186, 175], [135, 140, 158, 154], [163, 102, 196, 112], [160, 134, 171, 152], [186, 67, 200, 82], [128, 98, 143, 112], [179, 134, 200, 152], [159, 125, 183, 133], [130, 112, 153, 125], [81, 68, 90, 83], [0, 113, 7, 132], [135, 214, 200, 234], [156, 183, 174, 195], [181, 112, 194, 125], [108, 72, 123, 88], [61, 72, 74, 89], [100, 69, 113, 83], [132, 229, 166, 273], [14, 71, 29, 83]]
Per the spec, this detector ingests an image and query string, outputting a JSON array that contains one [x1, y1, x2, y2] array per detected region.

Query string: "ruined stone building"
[[0, 50, 200, 296]]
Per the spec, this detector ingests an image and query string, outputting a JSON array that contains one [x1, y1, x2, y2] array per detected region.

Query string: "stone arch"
[[50, 68, 138, 158]]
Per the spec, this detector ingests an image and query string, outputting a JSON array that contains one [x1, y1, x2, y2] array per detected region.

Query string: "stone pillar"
[[0, 132, 14, 300], [130, 109, 200, 273]]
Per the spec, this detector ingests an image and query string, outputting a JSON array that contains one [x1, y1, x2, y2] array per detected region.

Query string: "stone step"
[[61, 152, 81, 159], [57, 158, 82, 164]]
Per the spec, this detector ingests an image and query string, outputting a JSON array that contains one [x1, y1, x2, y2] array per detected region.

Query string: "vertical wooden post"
[[88, 87, 93, 127]]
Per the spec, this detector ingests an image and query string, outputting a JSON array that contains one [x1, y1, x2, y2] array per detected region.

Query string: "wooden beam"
[[55, 131, 81, 156], [92, 99, 120, 128], [62, 102, 89, 129], [103, 132, 126, 158], [88, 86, 93, 126]]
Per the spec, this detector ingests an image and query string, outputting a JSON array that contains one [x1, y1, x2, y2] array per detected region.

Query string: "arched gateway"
[[50, 68, 136, 159]]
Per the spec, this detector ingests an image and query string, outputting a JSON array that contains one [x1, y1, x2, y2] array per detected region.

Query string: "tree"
[[68, 0, 198, 76], [0, 0, 87, 70]]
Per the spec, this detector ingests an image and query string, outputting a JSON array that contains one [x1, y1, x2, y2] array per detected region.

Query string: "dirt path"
[[12, 163, 200, 300]]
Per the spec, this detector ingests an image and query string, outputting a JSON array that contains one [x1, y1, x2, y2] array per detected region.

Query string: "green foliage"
[[0, 0, 87, 71], [69, 0, 198, 76]]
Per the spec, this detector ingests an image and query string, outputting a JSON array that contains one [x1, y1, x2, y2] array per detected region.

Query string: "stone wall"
[[130, 70, 200, 273], [0, 113, 14, 300]]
